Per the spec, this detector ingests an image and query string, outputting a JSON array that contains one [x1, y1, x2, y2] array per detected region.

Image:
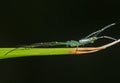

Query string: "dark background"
[[0, 0, 120, 83]]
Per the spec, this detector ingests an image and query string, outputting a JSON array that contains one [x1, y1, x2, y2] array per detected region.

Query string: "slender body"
[[4, 21, 119, 56]]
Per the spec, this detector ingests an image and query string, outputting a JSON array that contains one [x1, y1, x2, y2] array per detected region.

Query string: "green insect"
[[4, 21, 119, 56]]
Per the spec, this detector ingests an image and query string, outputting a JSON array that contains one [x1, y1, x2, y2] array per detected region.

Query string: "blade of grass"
[[0, 48, 74, 59], [0, 39, 120, 59]]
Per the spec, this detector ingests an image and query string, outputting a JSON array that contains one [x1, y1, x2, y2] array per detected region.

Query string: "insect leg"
[[4, 47, 20, 56], [75, 45, 79, 54], [84, 22, 119, 39], [3, 44, 36, 56], [98, 36, 117, 40]]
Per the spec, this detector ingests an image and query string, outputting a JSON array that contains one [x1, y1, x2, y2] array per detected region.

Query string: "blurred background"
[[0, 0, 120, 83]]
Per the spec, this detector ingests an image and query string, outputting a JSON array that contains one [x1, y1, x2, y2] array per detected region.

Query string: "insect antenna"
[[85, 21, 120, 39]]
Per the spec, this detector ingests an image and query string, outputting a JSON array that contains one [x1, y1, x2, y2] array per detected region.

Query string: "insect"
[[4, 21, 119, 56]]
